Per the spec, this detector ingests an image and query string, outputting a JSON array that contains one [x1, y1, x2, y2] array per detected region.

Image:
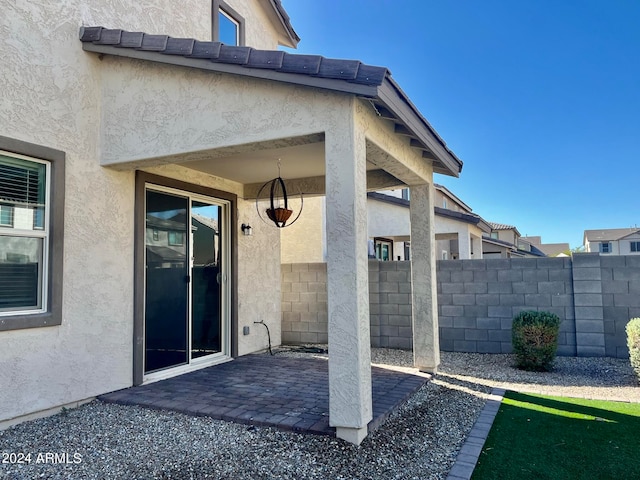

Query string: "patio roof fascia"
[[81, 42, 379, 98], [376, 77, 463, 178], [80, 30, 463, 179], [268, 0, 301, 47]]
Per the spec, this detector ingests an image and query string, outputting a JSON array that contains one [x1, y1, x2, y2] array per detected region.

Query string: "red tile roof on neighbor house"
[[79, 26, 464, 177]]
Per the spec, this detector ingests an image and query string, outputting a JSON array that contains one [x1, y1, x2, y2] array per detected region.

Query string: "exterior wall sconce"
[[241, 223, 253, 236]]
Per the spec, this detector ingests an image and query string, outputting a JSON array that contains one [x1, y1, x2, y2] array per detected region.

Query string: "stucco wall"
[[280, 196, 325, 264], [1, 0, 437, 425], [367, 197, 411, 239], [0, 0, 289, 423], [616, 233, 640, 255]]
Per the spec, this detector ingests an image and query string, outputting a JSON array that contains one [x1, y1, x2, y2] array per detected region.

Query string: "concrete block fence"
[[281, 254, 639, 358]]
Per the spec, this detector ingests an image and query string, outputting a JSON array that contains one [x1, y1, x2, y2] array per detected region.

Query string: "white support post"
[[325, 114, 372, 445], [409, 183, 440, 373], [458, 229, 472, 259]]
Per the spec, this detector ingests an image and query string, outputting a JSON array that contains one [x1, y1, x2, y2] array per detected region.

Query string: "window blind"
[[0, 156, 45, 206]]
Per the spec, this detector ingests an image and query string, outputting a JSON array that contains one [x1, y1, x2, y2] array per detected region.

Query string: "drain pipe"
[[254, 320, 273, 355]]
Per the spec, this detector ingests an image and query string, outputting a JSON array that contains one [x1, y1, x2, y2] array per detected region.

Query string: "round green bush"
[[626, 318, 640, 382], [512, 310, 561, 371]]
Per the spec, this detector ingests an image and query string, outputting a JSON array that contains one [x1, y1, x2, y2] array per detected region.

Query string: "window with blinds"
[[0, 153, 49, 314]]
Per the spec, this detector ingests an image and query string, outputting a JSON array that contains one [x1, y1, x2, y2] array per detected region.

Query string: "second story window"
[[631, 241, 640, 252], [599, 242, 611, 254], [213, 1, 245, 46]]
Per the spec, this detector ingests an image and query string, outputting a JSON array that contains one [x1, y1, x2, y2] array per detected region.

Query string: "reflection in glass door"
[[191, 201, 222, 359], [144, 190, 189, 373], [144, 187, 229, 376]]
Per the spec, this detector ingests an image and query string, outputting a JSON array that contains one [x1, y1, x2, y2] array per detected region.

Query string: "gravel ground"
[[0, 349, 637, 480]]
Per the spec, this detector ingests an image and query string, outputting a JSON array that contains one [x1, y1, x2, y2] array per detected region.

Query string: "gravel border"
[[0, 350, 637, 479]]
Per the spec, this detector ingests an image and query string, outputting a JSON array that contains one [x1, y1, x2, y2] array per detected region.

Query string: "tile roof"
[[78, 26, 463, 177], [79, 26, 388, 86], [488, 222, 517, 231], [584, 228, 640, 242]]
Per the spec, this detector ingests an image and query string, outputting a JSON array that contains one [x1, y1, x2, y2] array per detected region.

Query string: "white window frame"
[[630, 241, 640, 253], [0, 150, 51, 316], [599, 242, 611, 254]]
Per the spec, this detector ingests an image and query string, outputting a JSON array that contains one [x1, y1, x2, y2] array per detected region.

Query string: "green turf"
[[471, 391, 640, 480]]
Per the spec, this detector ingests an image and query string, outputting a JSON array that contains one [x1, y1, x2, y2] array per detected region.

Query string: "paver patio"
[[99, 354, 428, 436]]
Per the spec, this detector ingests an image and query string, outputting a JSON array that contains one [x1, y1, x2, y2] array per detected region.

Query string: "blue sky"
[[281, 0, 640, 248]]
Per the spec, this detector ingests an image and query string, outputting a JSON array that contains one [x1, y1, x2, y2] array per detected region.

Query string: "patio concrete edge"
[[446, 387, 506, 480]]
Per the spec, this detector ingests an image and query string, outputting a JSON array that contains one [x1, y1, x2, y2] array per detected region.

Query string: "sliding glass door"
[[144, 186, 229, 375]]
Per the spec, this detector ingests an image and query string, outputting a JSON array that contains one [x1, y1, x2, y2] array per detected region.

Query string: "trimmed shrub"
[[627, 318, 640, 381], [512, 310, 561, 371]]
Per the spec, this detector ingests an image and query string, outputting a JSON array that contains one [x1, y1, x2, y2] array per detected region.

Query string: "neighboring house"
[[483, 222, 545, 258], [584, 228, 640, 255], [520, 236, 570, 257], [284, 184, 490, 262], [1, 0, 463, 444], [432, 185, 491, 260]]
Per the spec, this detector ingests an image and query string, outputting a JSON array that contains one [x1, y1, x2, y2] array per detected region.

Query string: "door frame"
[[134, 171, 238, 386]]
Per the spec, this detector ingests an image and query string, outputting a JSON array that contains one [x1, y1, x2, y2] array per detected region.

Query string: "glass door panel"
[[144, 190, 189, 373], [191, 201, 222, 359]]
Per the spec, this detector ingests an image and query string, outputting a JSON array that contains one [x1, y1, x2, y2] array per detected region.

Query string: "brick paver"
[[446, 387, 505, 480], [99, 354, 427, 436]]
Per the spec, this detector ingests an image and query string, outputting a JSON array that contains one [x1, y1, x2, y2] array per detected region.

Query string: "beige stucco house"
[[0, 0, 464, 444], [283, 184, 487, 262], [483, 222, 546, 258], [584, 228, 640, 255]]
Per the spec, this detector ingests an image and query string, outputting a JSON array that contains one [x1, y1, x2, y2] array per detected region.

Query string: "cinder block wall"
[[371, 261, 413, 349], [601, 255, 640, 357], [282, 253, 638, 358], [281, 261, 413, 348], [438, 257, 576, 355], [281, 263, 328, 344]]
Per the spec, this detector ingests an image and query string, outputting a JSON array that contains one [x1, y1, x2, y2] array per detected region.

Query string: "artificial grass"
[[471, 391, 640, 480]]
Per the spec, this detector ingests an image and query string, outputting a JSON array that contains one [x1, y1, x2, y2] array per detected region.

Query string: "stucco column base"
[[409, 183, 441, 372], [336, 426, 368, 445], [417, 365, 438, 375]]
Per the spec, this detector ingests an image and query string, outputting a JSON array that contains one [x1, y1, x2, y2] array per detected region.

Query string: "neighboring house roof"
[[270, 0, 301, 47], [521, 235, 542, 244], [534, 243, 570, 257], [367, 191, 409, 207], [482, 235, 515, 248], [79, 26, 463, 177], [434, 207, 492, 233], [518, 245, 546, 257], [583, 228, 640, 243], [146, 215, 185, 231], [488, 222, 522, 237], [367, 192, 491, 233], [193, 214, 218, 232], [488, 222, 516, 231], [146, 245, 186, 262], [434, 184, 472, 213], [520, 236, 569, 257]]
